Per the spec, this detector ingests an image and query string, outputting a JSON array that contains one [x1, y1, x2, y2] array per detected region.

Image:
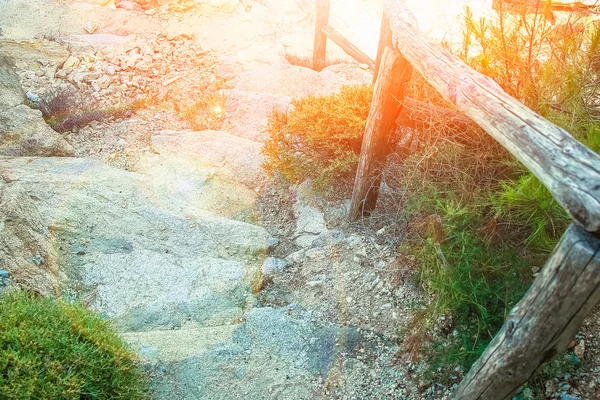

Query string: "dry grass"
[[177, 90, 226, 131]]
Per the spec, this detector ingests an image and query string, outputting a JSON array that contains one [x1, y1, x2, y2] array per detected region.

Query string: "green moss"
[[0, 290, 148, 400]]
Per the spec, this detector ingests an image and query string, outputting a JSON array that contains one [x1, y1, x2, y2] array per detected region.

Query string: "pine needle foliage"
[[397, 1, 600, 390], [262, 84, 373, 191]]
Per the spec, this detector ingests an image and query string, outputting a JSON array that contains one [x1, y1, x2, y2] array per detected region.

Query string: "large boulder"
[[0, 39, 70, 69], [133, 150, 258, 221], [0, 55, 25, 110], [222, 91, 290, 141], [56, 34, 136, 54], [223, 63, 371, 141], [0, 54, 73, 157], [0, 157, 273, 329], [0, 105, 74, 156], [150, 130, 264, 188]]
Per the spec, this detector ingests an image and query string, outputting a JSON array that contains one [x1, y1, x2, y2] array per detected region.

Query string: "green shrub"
[[491, 174, 570, 251], [396, 3, 600, 392], [262, 84, 373, 191], [39, 86, 147, 132], [39, 86, 102, 132], [0, 290, 147, 400]]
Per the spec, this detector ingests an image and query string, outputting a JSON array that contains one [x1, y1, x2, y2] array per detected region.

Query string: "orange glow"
[[329, 0, 494, 57], [403, 0, 492, 41]]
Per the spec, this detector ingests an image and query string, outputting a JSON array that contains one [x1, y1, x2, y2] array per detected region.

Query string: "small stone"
[[574, 340, 585, 360], [31, 255, 44, 266], [46, 66, 57, 80], [305, 280, 322, 287], [588, 380, 596, 389], [116, 0, 142, 11], [83, 22, 98, 34], [26, 91, 40, 102], [261, 257, 288, 276], [285, 249, 306, 264], [569, 340, 577, 349], [96, 75, 111, 90], [545, 381, 556, 397], [82, 72, 102, 83], [560, 394, 580, 400]]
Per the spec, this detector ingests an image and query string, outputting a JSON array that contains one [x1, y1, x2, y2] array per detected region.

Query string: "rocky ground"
[[1, 0, 599, 399]]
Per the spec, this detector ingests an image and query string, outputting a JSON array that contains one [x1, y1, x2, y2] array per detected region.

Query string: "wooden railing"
[[314, 0, 600, 398]]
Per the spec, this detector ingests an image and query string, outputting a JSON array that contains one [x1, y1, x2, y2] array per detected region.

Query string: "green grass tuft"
[[0, 290, 148, 400]]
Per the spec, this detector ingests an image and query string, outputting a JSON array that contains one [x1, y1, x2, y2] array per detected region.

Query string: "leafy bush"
[[0, 290, 147, 400], [410, 194, 546, 373], [263, 84, 372, 191]]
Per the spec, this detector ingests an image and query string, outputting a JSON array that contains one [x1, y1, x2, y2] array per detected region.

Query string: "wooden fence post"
[[384, 0, 600, 233], [313, 0, 331, 68], [454, 223, 600, 399], [348, 46, 412, 221], [373, 14, 393, 84]]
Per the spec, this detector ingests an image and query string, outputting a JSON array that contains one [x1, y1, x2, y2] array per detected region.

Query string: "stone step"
[[0, 157, 273, 328], [123, 324, 238, 363], [123, 306, 405, 400]]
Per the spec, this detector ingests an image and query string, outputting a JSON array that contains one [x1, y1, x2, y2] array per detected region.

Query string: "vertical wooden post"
[[348, 46, 412, 221], [455, 224, 600, 399], [313, 0, 331, 68], [373, 14, 393, 84]]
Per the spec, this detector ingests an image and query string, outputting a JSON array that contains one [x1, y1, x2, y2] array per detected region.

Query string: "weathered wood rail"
[[314, 0, 600, 398]]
